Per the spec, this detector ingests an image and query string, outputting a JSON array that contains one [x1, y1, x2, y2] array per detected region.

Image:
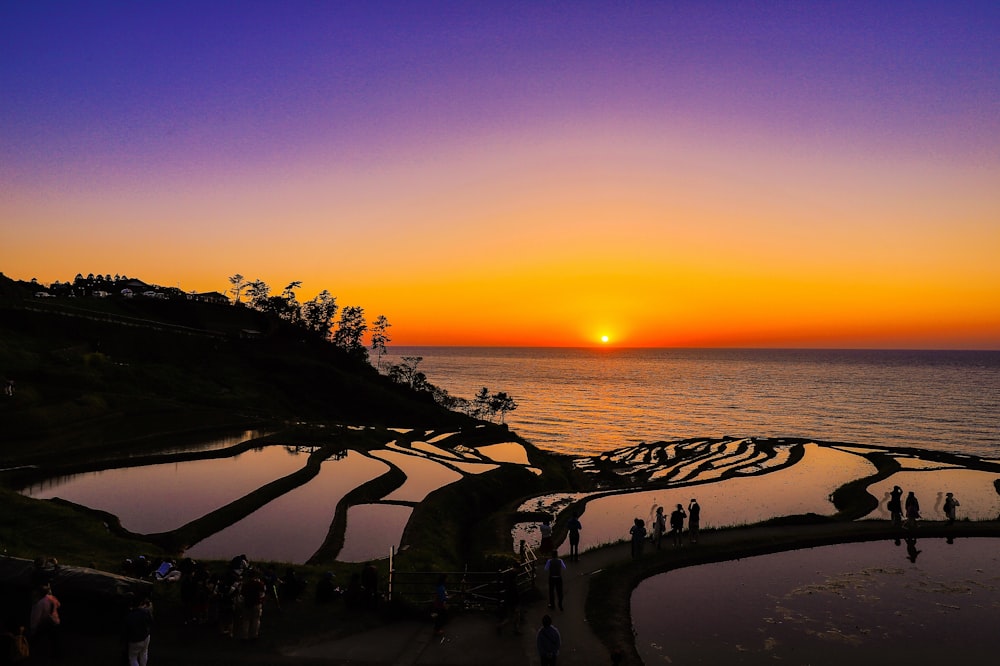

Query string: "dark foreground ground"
[[6, 519, 998, 666]]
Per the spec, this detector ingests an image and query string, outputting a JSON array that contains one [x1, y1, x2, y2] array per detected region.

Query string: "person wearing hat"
[[943, 492, 960, 525], [688, 499, 701, 544]]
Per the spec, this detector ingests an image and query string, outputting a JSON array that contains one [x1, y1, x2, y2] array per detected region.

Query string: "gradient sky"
[[3, 1, 998, 348]]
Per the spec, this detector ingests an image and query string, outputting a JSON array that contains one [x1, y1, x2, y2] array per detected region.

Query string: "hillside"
[[0, 273, 471, 466]]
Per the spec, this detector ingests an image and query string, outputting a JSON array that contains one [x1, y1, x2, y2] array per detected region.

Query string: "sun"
[[600, 335, 610, 344]]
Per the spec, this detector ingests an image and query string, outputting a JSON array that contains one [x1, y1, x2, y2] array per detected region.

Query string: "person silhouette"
[[943, 492, 960, 525], [651, 507, 665, 550], [539, 517, 554, 554], [566, 513, 582, 562], [904, 491, 920, 529], [544, 550, 566, 611], [887, 486, 903, 528], [669, 504, 686, 547], [536, 614, 561, 666], [629, 518, 646, 559], [905, 537, 921, 563], [687, 499, 700, 544]]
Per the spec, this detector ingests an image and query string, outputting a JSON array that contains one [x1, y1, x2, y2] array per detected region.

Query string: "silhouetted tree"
[[246, 280, 270, 311], [489, 391, 518, 424], [276, 281, 303, 323], [370, 315, 391, 369], [301, 290, 338, 338], [473, 387, 492, 420], [228, 273, 246, 303], [387, 356, 428, 390], [333, 305, 368, 360]]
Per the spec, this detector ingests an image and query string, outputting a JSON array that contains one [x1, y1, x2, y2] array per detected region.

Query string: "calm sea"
[[386, 348, 1000, 458]]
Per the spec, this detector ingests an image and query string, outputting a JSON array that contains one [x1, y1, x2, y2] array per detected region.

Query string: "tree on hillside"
[[370, 314, 392, 369], [489, 391, 518, 424], [301, 290, 338, 338], [228, 273, 247, 303], [333, 306, 368, 360], [473, 387, 492, 420], [276, 281, 303, 324], [246, 280, 270, 311], [387, 356, 428, 390]]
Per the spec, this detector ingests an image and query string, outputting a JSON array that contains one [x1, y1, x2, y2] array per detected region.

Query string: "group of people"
[[633, 499, 701, 558], [887, 487, 960, 529]]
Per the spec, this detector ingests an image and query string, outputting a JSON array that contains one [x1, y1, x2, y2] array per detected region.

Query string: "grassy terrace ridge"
[[585, 519, 1000, 664]]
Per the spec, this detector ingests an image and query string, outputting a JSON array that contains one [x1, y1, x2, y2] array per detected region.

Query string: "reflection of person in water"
[[905, 537, 921, 563]]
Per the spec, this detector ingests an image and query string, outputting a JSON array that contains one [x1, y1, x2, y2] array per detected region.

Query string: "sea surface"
[[386, 348, 1000, 458]]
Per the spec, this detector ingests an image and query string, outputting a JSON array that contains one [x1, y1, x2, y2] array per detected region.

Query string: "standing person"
[[432, 574, 448, 636], [669, 503, 686, 547], [652, 507, 666, 550], [888, 486, 904, 528], [29, 583, 61, 662], [904, 491, 920, 529], [544, 550, 567, 611], [688, 499, 701, 544], [943, 492, 960, 525], [536, 614, 561, 666], [629, 518, 646, 560], [361, 562, 379, 608], [240, 573, 266, 641], [125, 594, 153, 666], [566, 513, 582, 562], [539, 517, 554, 555]]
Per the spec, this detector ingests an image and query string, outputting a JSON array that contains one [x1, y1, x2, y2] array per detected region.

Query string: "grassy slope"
[[0, 275, 481, 566]]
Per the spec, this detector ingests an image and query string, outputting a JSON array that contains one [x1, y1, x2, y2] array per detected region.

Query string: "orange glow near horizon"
[[4, 124, 999, 350], [4, 5, 1000, 350]]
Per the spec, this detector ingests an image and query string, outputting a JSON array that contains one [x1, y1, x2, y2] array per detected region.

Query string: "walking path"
[[284, 542, 627, 665], [283, 520, 1000, 665]]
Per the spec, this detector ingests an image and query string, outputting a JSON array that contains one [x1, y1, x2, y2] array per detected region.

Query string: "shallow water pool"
[[632, 538, 1000, 664]]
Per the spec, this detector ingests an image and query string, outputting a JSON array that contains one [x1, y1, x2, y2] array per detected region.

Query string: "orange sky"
[[3, 5, 999, 349]]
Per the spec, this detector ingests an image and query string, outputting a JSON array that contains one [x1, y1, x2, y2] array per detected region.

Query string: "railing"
[[387, 545, 537, 612]]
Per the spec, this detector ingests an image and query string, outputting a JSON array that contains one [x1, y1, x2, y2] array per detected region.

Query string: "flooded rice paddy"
[[184, 450, 388, 563], [513, 441, 1000, 554], [24, 445, 310, 534], [18, 430, 1000, 565], [632, 538, 1000, 665]]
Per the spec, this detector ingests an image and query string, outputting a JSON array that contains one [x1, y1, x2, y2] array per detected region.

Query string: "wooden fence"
[[387, 545, 537, 613]]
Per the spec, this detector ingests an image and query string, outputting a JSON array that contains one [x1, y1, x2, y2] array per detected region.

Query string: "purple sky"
[[3, 1, 998, 347]]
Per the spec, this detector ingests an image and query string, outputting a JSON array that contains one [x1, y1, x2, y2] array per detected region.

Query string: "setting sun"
[[601, 335, 610, 344]]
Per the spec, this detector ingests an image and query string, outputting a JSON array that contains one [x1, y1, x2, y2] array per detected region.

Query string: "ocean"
[[385, 348, 1000, 458]]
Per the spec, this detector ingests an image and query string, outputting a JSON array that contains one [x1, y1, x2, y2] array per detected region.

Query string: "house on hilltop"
[[190, 291, 229, 305]]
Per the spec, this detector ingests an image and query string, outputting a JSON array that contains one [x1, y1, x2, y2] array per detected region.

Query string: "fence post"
[[388, 545, 394, 602]]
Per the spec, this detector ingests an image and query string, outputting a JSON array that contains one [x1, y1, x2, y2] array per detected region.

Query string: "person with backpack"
[[536, 614, 561, 666], [544, 550, 567, 611]]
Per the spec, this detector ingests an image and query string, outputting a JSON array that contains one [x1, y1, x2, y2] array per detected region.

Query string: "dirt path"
[[279, 520, 1000, 665]]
